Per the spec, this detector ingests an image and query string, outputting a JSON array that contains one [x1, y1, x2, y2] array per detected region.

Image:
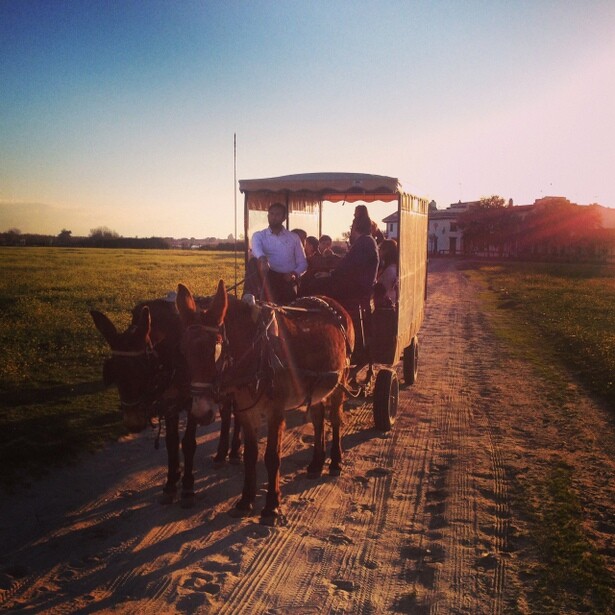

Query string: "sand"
[[1, 259, 613, 614]]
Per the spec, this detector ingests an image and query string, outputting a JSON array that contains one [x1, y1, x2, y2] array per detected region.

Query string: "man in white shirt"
[[250, 202, 307, 304]]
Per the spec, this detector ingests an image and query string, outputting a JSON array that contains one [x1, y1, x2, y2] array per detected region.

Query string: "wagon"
[[238, 172, 429, 431]]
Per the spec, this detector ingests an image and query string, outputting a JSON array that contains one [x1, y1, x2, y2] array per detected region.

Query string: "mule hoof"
[[159, 492, 175, 505], [260, 509, 288, 527], [180, 493, 196, 508], [229, 455, 242, 465], [229, 501, 254, 518], [329, 466, 341, 477], [307, 469, 322, 479]]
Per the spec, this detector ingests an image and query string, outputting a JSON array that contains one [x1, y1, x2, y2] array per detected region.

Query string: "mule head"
[[176, 281, 228, 426], [90, 306, 153, 432]]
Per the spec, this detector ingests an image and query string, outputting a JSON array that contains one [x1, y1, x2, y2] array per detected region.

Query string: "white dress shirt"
[[251, 227, 308, 276]]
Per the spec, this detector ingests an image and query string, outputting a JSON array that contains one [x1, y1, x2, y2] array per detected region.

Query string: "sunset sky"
[[1, 0, 614, 240]]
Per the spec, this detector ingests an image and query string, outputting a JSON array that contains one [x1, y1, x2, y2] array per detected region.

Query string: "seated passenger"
[[376, 239, 398, 306], [309, 216, 379, 312], [301, 235, 341, 295], [310, 234, 341, 277], [291, 228, 307, 248], [304, 235, 319, 260]]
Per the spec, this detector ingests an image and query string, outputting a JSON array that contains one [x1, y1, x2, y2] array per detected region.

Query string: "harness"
[[110, 339, 167, 409], [186, 323, 225, 397], [191, 297, 353, 413], [110, 337, 181, 449]]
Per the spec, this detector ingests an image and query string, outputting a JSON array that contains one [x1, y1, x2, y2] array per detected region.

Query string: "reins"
[[200, 297, 353, 413]]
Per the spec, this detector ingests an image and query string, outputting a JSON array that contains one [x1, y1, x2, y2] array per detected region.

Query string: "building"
[[423, 197, 615, 261], [428, 200, 480, 255], [382, 200, 437, 241]]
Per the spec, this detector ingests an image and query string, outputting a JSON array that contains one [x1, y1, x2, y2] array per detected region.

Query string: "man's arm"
[[251, 230, 266, 260]]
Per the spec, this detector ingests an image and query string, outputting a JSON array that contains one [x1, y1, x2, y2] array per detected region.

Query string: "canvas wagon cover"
[[239, 172, 401, 195]]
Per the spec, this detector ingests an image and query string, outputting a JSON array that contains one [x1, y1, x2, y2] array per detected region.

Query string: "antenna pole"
[[233, 133, 238, 294]]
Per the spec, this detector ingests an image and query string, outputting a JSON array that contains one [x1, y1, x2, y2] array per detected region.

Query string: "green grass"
[[467, 260, 615, 614], [468, 261, 615, 410], [0, 247, 241, 489], [525, 461, 613, 614]]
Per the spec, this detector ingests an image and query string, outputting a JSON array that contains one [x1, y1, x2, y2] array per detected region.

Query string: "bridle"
[[185, 323, 227, 400], [109, 340, 168, 411]]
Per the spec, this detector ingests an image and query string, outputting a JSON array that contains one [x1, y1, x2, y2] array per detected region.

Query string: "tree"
[[520, 198, 602, 258], [457, 195, 508, 255], [57, 229, 72, 245], [89, 226, 119, 238], [479, 195, 505, 210]]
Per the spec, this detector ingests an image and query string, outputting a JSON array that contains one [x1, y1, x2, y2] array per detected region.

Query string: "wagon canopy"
[[239, 172, 403, 212]]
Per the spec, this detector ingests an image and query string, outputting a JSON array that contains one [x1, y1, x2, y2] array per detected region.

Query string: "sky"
[[1, 0, 614, 240]]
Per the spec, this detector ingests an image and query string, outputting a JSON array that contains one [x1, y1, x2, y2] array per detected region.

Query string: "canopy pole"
[[233, 133, 238, 295]]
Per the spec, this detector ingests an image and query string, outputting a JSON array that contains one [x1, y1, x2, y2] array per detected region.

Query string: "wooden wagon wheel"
[[403, 336, 419, 385], [373, 368, 399, 431]]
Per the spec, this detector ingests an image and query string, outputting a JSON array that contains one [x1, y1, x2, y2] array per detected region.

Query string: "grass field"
[[466, 259, 615, 614], [1, 250, 614, 490], [466, 260, 615, 411], [0, 247, 241, 488]]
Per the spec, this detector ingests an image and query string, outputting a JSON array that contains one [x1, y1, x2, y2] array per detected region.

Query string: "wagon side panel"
[[396, 194, 428, 361]]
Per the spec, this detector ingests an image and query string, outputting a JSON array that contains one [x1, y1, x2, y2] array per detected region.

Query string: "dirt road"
[[1, 259, 614, 614]]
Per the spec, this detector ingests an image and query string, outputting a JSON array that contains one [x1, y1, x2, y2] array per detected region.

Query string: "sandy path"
[[1, 259, 613, 614]]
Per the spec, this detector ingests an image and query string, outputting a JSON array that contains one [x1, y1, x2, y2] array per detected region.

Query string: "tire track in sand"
[[214, 402, 373, 614]]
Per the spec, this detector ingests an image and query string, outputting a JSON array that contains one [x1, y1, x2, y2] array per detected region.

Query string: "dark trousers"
[[243, 259, 297, 305], [262, 270, 298, 304]]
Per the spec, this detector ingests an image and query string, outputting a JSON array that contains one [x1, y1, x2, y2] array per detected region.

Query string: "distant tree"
[[479, 195, 506, 210], [227, 233, 234, 241], [57, 229, 72, 245], [520, 198, 602, 258], [89, 226, 119, 239], [458, 195, 509, 255]]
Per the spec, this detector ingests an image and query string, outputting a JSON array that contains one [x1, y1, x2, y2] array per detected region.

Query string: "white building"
[[428, 200, 479, 255]]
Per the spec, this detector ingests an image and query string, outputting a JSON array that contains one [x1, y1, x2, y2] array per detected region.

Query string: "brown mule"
[[176, 281, 355, 525], [91, 297, 241, 507]]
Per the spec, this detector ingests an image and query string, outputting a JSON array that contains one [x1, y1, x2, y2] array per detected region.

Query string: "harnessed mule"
[[90, 296, 241, 507], [177, 281, 355, 524]]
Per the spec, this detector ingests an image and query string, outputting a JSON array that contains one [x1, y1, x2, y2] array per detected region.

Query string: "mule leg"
[[230, 410, 259, 517], [229, 413, 242, 464], [180, 413, 198, 508], [161, 411, 181, 504], [261, 410, 286, 524], [307, 402, 326, 478], [329, 389, 344, 477], [214, 399, 232, 465]]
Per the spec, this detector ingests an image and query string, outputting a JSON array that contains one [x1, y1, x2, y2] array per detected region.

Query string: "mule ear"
[[90, 310, 117, 345], [135, 306, 151, 338], [176, 283, 197, 324], [210, 280, 228, 326]]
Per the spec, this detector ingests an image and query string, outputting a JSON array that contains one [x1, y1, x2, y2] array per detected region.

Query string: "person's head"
[[318, 234, 333, 254], [267, 202, 287, 230], [379, 238, 398, 268], [352, 215, 372, 238], [291, 228, 307, 246], [305, 235, 318, 258], [354, 204, 368, 219]]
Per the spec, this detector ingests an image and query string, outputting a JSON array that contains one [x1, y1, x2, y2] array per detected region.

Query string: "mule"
[[90, 296, 241, 507], [176, 281, 355, 524]]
